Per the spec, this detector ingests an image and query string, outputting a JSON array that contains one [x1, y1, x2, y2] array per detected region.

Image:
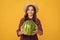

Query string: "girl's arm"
[[17, 26, 24, 36], [37, 19, 43, 35], [16, 18, 24, 37]]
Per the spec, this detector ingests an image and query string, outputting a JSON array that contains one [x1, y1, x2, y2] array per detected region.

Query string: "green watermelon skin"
[[22, 20, 36, 35]]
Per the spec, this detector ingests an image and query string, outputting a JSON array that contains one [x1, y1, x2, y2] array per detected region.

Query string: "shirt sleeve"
[[36, 19, 43, 34], [16, 18, 24, 37]]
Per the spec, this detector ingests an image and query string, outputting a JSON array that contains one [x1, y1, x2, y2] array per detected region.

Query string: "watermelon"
[[22, 20, 36, 35]]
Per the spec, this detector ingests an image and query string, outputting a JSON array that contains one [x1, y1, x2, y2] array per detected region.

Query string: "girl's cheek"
[[27, 11, 29, 14], [32, 11, 34, 14], [27, 10, 34, 15]]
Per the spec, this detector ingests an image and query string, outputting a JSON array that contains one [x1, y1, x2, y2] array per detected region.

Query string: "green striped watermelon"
[[22, 20, 36, 35]]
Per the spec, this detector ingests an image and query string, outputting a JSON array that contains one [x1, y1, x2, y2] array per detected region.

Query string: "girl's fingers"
[[21, 26, 23, 31], [33, 30, 37, 34], [21, 28, 22, 31], [33, 31, 36, 33], [32, 32, 36, 35], [21, 26, 22, 29], [32, 31, 36, 35], [35, 25, 38, 29]]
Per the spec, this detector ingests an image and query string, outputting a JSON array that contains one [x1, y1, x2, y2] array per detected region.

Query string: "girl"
[[16, 3, 43, 40]]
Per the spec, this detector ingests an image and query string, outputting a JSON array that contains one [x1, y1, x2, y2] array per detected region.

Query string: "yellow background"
[[0, 0, 60, 40]]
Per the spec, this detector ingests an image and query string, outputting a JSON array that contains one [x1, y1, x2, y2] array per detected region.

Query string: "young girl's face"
[[27, 6, 34, 16]]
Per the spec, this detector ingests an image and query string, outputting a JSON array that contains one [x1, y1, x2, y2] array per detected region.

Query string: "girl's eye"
[[28, 9, 34, 11]]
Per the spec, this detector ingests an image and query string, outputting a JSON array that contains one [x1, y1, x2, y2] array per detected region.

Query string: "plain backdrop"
[[0, 0, 60, 40]]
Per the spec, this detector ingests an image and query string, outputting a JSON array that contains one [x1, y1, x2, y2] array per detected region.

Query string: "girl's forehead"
[[28, 6, 33, 9], [28, 7, 33, 10]]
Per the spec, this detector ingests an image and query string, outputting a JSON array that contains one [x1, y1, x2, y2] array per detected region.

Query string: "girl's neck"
[[28, 15, 33, 19]]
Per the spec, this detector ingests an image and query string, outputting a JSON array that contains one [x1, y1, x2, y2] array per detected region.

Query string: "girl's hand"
[[32, 25, 38, 35], [18, 26, 24, 35], [20, 26, 24, 34]]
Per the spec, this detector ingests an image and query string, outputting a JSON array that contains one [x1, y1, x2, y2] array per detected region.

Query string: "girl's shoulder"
[[36, 18, 40, 22], [36, 18, 41, 24], [21, 18, 24, 20], [20, 18, 25, 22]]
